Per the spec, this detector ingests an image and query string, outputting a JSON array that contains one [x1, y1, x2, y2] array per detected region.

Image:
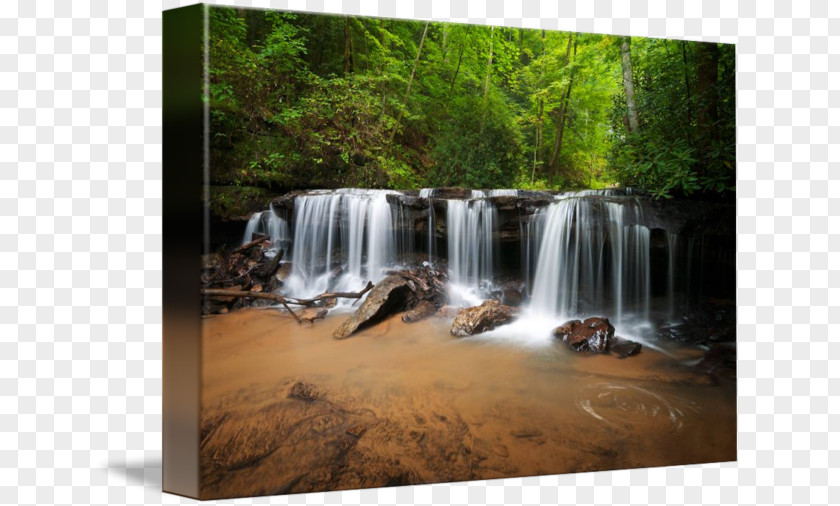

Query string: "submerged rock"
[[553, 317, 615, 353], [402, 300, 437, 323], [450, 300, 516, 337], [609, 336, 642, 358], [299, 307, 328, 323], [288, 381, 320, 401], [333, 275, 416, 339]]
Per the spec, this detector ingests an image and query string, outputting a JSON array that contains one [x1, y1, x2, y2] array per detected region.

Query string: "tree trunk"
[[389, 21, 429, 143], [449, 45, 464, 94], [483, 26, 495, 103], [548, 34, 577, 186], [531, 29, 546, 184], [696, 41, 719, 154], [343, 17, 353, 75], [620, 37, 640, 134], [681, 40, 695, 147]]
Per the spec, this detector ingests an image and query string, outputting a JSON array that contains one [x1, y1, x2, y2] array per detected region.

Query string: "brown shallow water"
[[199, 308, 736, 499]]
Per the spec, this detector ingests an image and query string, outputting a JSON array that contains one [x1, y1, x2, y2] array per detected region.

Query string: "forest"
[[206, 8, 735, 204]]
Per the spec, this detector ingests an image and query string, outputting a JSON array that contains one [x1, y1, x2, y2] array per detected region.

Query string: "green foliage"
[[205, 8, 735, 200], [606, 38, 736, 198], [609, 135, 698, 198]]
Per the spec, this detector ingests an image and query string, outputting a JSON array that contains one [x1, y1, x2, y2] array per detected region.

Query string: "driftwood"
[[201, 288, 302, 324], [286, 281, 374, 306], [208, 249, 284, 287], [202, 281, 374, 323], [232, 234, 268, 254]]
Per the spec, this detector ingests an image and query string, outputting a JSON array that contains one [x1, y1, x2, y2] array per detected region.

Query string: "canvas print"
[[164, 4, 736, 499]]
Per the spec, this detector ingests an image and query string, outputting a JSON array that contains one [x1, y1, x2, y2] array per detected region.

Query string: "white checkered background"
[[0, 0, 836, 504]]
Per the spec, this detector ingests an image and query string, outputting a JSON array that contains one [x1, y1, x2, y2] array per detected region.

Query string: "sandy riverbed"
[[198, 308, 735, 499]]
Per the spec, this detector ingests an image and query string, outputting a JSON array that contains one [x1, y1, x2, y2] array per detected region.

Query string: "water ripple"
[[575, 383, 697, 432]]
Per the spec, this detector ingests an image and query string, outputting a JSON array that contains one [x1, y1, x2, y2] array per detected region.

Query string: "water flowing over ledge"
[[238, 188, 734, 343]]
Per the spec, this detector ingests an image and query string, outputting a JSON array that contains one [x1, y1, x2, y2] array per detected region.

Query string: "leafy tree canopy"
[[206, 7, 735, 199]]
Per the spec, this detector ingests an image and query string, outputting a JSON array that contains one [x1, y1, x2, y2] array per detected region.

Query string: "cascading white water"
[[267, 204, 290, 252], [363, 194, 394, 282], [527, 196, 651, 325], [243, 189, 688, 344], [283, 190, 397, 299], [242, 213, 262, 245], [286, 194, 342, 297], [242, 205, 290, 254], [446, 198, 496, 305]]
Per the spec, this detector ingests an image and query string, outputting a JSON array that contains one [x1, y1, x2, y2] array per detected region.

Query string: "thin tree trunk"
[[680, 40, 695, 147], [343, 17, 353, 75], [483, 26, 495, 103], [620, 37, 640, 134], [548, 34, 576, 185], [389, 21, 430, 143], [361, 19, 369, 71], [531, 29, 546, 184], [449, 45, 464, 94]]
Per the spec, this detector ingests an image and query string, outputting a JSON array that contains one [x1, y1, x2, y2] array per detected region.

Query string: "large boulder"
[[552, 317, 615, 353], [333, 275, 416, 339], [450, 300, 516, 337]]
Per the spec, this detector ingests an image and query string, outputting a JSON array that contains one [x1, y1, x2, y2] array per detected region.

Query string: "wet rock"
[[450, 300, 516, 337], [436, 305, 460, 318], [402, 300, 437, 323], [333, 275, 416, 339], [609, 336, 642, 358], [501, 281, 524, 307], [553, 317, 615, 353], [288, 381, 320, 401], [695, 343, 736, 380], [274, 261, 293, 284], [488, 195, 519, 210], [299, 307, 328, 323]]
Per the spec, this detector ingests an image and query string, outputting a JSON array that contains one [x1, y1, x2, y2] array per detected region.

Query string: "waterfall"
[[242, 206, 289, 254], [363, 194, 394, 282], [446, 198, 497, 304], [280, 190, 400, 298], [286, 194, 342, 296], [427, 201, 436, 264], [527, 196, 650, 325], [242, 213, 262, 245], [241, 189, 704, 335], [267, 204, 290, 252]]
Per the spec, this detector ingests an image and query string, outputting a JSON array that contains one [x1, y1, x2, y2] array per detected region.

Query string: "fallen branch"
[[232, 234, 268, 255], [286, 281, 374, 306], [201, 288, 302, 324]]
